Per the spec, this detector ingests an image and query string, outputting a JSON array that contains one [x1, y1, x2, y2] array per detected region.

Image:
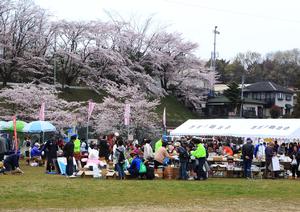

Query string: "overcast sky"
[[34, 0, 300, 60]]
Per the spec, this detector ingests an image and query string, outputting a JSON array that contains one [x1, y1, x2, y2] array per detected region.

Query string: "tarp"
[[170, 119, 300, 139]]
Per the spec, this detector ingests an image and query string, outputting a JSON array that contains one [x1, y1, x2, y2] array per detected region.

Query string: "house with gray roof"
[[243, 81, 294, 117]]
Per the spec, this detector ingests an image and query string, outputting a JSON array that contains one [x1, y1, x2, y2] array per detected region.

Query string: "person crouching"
[[128, 150, 142, 178], [0, 152, 24, 174]]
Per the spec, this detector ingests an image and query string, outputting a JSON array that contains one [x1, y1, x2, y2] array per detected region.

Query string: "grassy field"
[[1, 161, 300, 211], [156, 95, 199, 127]]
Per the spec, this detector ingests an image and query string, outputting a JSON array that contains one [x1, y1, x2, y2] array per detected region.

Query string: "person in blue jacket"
[[30, 143, 42, 165], [128, 150, 142, 178]]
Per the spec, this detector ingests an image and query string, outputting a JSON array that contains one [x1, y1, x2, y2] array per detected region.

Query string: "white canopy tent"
[[170, 119, 300, 139]]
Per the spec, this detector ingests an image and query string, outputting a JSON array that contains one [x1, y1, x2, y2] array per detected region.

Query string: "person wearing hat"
[[63, 135, 76, 178], [254, 139, 266, 160], [30, 143, 42, 165], [242, 138, 254, 179], [155, 135, 168, 153]]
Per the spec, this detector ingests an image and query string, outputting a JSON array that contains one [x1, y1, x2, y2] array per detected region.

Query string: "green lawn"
[[58, 87, 105, 103], [156, 95, 199, 127], [1, 162, 300, 211]]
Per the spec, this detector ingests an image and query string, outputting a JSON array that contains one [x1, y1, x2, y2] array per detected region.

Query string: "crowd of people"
[[1, 132, 300, 180]]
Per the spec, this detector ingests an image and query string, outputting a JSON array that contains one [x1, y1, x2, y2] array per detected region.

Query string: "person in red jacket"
[[223, 143, 233, 156]]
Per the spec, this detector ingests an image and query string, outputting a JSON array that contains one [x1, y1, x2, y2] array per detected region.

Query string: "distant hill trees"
[[210, 49, 300, 88]]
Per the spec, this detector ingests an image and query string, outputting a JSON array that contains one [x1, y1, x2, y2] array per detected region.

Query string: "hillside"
[[59, 88, 199, 127]]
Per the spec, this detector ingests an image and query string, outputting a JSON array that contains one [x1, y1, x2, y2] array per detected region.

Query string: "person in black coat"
[[98, 136, 109, 161], [242, 138, 254, 178], [177, 141, 189, 180], [265, 142, 275, 179], [1, 152, 24, 174], [63, 135, 75, 177], [42, 138, 58, 173]]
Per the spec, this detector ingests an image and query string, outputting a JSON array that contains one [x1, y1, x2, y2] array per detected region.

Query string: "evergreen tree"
[[223, 81, 241, 113]]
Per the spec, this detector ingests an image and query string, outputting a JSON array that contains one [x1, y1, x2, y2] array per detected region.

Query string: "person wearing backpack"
[[114, 139, 126, 180], [177, 141, 189, 180]]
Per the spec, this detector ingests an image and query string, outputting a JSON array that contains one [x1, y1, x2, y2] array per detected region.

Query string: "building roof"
[[207, 95, 265, 105], [214, 83, 250, 94], [244, 81, 294, 94]]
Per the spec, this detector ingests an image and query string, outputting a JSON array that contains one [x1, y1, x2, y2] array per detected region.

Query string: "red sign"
[[13, 116, 18, 153]]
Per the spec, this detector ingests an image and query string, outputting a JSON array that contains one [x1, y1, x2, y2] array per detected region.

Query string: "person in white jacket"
[[256, 139, 266, 160], [143, 139, 154, 160]]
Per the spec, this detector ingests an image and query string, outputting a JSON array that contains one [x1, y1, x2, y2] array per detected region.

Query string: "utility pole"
[[240, 70, 245, 118], [209, 26, 220, 96], [212, 26, 220, 72], [54, 32, 57, 86]]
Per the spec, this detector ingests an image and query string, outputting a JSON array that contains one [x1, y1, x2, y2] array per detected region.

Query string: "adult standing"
[[289, 145, 299, 179], [42, 139, 58, 173], [191, 139, 207, 180], [23, 137, 31, 165], [296, 147, 300, 179], [114, 139, 126, 180], [177, 141, 189, 180], [242, 138, 254, 179], [143, 139, 154, 160], [255, 140, 266, 160], [73, 136, 81, 169], [273, 140, 279, 153], [99, 136, 109, 161], [63, 135, 76, 178], [265, 142, 275, 179], [0, 134, 7, 161]]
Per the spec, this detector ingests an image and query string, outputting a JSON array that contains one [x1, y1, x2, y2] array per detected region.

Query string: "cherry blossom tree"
[[90, 84, 160, 138], [0, 0, 53, 86], [0, 84, 87, 130]]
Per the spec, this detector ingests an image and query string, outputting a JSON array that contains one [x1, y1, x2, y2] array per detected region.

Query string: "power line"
[[162, 0, 300, 24]]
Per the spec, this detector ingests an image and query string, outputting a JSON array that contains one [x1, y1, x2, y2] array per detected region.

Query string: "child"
[[23, 137, 31, 165]]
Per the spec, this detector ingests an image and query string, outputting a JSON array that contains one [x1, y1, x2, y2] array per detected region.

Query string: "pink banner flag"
[[124, 104, 131, 126], [39, 102, 45, 121], [88, 101, 96, 121]]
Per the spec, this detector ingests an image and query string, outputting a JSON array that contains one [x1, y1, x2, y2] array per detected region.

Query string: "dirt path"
[[3, 198, 300, 212]]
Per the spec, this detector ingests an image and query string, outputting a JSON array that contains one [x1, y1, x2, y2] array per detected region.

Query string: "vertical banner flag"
[[124, 104, 131, 126], [88, 101, 96, 121], [163, 107, 166, 129], [13, 115, 18, 152], [39, 102, 45, 121]]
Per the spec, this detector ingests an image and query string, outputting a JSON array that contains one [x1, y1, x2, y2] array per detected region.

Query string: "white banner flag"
[[124, 104, 131, 126], [163, 107, 166, 129]]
